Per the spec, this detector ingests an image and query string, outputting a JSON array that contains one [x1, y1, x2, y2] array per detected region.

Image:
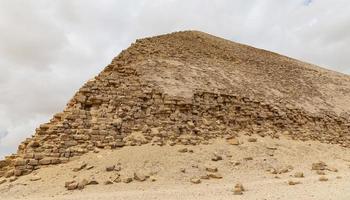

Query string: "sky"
[[0, 0, 349, 158]]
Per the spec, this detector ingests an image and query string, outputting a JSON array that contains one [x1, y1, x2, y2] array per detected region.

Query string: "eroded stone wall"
[[1, 62, 349, 179]]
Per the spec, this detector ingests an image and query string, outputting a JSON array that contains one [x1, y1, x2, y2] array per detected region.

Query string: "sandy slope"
[[1, 136, 350, 200]]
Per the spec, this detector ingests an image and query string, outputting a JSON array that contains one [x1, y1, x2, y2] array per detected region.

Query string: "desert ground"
[[1, 135, 350, 200]]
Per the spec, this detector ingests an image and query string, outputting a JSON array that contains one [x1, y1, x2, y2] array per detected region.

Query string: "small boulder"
[[30, 175, 41, 181], [190, 178, 201, 184], [312, 161, 327, 170], [78, 179, 89, 190], [106, 165, 115, 172], [233, 183, 244, 195], [0, 178, 6, 185], [208, 173, 223, 179], [134, 171, 148, 182], [178, 148, 188, 153], [211, 153, 223, 161], [247, 138, 257, 142], [205, 166, 218, 173], [123, 177, 133, 183], [67, 182, 78, 190], [227, 138, 240, 145], [288, 180, 301, 185], [293, 172, 304, 178], [73, 162, 87, 172], [319, 176, 328, 182], [104, 180, 113, 185], [316, 170, 326, 175]]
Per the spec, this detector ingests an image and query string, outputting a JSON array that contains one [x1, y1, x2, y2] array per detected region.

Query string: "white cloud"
[[0, 0, 349, 158]]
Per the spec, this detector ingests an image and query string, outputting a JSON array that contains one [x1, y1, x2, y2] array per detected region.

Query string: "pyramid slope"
[[1, 31, 349, 178]]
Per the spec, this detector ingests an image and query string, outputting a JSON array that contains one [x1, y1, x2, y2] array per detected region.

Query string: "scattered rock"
[[86, 165, 94, 170], [200, 174, 210, 180], [180, 168, 186, 173], [4, 170, 14, 178], [227, 138, 240, 145], [279, 165, 294, 174], [326, 167, 338, 172], [9, 177, 17, 182], [178, 148, 188, 153], [205, 166, 218, 173], [87, 179, 99, 185], [288, 180, 301, 185], [233, 183, 244, 195], [30, 175, 41, 181], [65, 180, 75, 188], [134, 171, 148, 181], [78, 179, 89, 190], [293, 172, 304, 178], [73, 162, 87, 172], [190, 178, 201, 184], [319, 176, 328, 182], [243, 157, 253, 161], [266, 146, 277, 150], [312, 161, 327, 171], [122, 177, 133, 183], [0, 178, 6, 185], [114, 163, 122, 171], [67, 182, 78, 190], [208, 173, 223, 179], [211, 153, 223, 161], [316, 170, 326, 175], [106, 165, 115, 172], [104, 180, 113, 185], [247, 138, 257, 142]]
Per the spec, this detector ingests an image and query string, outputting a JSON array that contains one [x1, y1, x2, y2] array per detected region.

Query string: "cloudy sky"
[[0, 0, 349, 158]]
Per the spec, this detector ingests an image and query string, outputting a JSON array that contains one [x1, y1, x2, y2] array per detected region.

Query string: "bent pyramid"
[[1, 30, 350, 178]]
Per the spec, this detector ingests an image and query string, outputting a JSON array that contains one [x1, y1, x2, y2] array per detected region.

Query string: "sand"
[[1, 135, 350, 200]]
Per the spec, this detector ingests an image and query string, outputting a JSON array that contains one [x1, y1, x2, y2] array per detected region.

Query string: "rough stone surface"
[[1, 31, 350, 178]]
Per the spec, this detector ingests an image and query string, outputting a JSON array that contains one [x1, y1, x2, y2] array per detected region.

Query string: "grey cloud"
[[0, 0, 349, 158]]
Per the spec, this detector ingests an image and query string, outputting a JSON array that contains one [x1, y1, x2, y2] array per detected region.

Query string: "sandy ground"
[[1, 136, 350, 200]]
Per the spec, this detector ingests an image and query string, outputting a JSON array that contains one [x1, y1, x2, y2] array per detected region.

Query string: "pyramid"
[[1, 31, 350, 178]]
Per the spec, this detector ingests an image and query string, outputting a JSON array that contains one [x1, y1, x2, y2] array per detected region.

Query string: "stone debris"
[[73, 162, 87, 172], [200, 174, 210, 180], [205, 166, 218, 173], [104, 180, 113, 185], [106, 165, 115, 172], [227, 138, 240, 145], [316, 170, 326, 175], [78, 179, 89, 189], [86, 165, 94, 170], [122, 177, 133, 183], [66, 181, 79, 190], [134, 171, 148, 182], [190, 177, 201, 184], [0, 178, 6, 185], [243, 157, 253, 161], [288, 180, 301, 185], [233, 183, 245, 195], [247, 138, 257, 142], [9, 177, 17, 182], [30, 175, 41, 181], [293, 172, 304, 178], [319, 176, 328, 182], [211, 153, 223, 161], [180, 168, 186, 173], [178, 148, 188, 153], [208, 173, 223, 179], [312, 162, 327, 171], [88, 179, 99, 185]]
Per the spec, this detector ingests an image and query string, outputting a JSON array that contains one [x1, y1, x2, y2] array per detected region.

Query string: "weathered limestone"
[[1, 31, 349, 179]]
